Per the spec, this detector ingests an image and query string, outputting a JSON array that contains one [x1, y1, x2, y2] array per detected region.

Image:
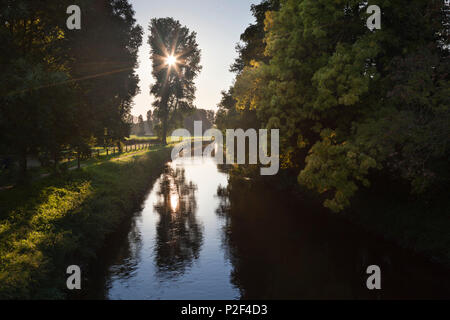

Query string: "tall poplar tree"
[[148, 18, 202, 144]]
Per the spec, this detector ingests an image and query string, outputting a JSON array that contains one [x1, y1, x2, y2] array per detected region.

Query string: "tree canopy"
[[0, 0, 142, 175], [148, 18, 202, 144], [222, 0, 450, 212]]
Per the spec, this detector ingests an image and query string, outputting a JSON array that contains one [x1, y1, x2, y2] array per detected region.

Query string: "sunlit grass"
[[127, 135, 206, 142], [0, 145, 172, 298], [127, 135, 159, 141]]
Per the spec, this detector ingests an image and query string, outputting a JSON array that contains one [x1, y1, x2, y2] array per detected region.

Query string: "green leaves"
[[230, 0, 449, 211], [148, 18, 202, 143], [0, 1, 143, 177], [298, 131, 377, 212]]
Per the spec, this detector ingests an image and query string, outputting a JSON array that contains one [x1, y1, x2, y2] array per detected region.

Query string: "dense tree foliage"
[[230, 0, 280, 74], [148, 18, 202, 144], [216, 0, 279, 132], [0, 0, 142, 176], [66, 0, 142, 155], [222, 0, 449, 211]]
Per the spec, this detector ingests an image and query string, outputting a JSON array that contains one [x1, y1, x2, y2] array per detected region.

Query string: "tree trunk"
[[19, 149, 27, 180], [53, 151, 58, 171], [162, 113, 168, 145], [77, 151, 81, 169], [161, 93, 169, 145]]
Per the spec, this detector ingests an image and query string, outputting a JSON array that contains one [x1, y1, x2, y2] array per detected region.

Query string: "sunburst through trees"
[[148, 18, 202, 144]]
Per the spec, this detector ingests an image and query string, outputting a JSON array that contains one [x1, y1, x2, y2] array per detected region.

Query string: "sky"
[[129, 0, 260, 118]]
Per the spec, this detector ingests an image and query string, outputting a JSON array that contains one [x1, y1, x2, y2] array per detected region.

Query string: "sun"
[[166, 55, 177, 66]]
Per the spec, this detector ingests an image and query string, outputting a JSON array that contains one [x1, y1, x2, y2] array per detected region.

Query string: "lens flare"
[[166, 55, 177, 66]]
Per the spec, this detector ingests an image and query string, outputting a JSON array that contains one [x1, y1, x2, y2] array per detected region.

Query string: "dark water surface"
[[83, 157, 450, 299]]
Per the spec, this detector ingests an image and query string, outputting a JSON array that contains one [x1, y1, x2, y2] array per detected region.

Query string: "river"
[[83, 156, 450, 299]]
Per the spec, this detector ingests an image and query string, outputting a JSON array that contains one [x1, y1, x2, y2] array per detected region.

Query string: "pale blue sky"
[[129, 0, 260, 117]]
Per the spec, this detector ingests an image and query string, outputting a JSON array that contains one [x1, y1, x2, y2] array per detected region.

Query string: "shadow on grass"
[[0, 146, 172, 299]]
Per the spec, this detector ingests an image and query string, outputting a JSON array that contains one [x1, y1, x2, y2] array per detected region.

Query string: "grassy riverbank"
[[0, 146, 172, 299]]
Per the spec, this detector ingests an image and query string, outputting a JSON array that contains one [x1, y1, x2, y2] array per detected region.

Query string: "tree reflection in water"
[[215, 176, 450, 299], [215, 179, 377, 299], [153, 164, 203, 278]]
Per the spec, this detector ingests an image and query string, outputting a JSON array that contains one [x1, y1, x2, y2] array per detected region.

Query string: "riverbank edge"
[[294, 183, 450, 268], [228, 165, 450, 268], [0, 146, 173, 299], [298, 181, 450, 268], [343, 195, 450, 268]]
